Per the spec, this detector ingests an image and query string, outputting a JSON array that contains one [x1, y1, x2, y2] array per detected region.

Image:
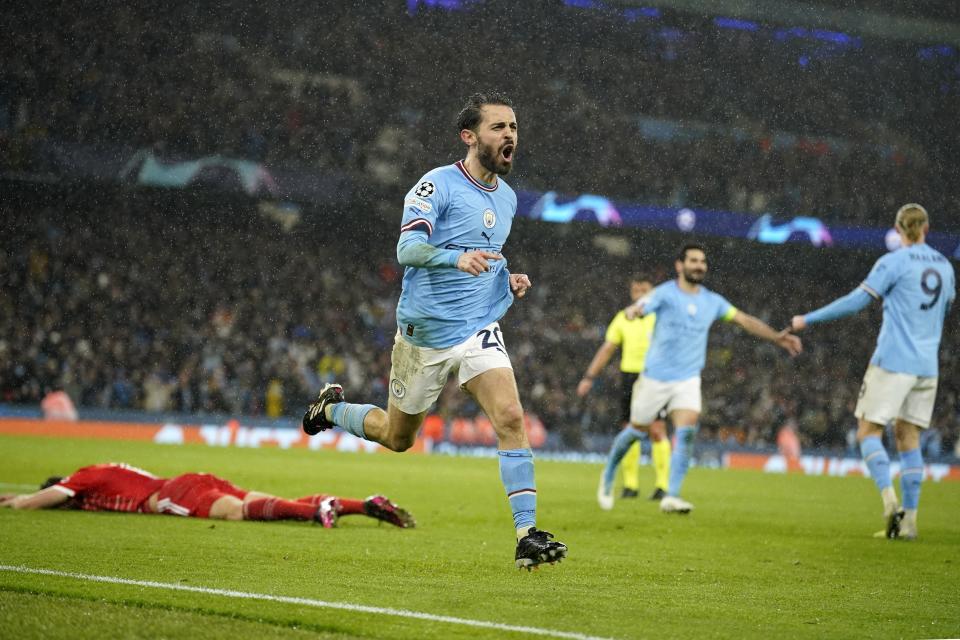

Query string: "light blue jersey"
[[641, 280, 738, 382], [396, 161, 517, 348], [862, 244, 955, 377]]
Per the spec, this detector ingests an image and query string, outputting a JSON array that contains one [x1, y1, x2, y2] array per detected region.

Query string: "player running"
[[577, 275, 671, 501], [599, 243, 802, 514], [0, 462, 415, 528], [301, 92, 566, 570], [792, 204, 954, 540]]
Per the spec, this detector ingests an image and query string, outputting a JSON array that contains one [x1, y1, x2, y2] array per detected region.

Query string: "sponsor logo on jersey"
[[415, 181, 435, 198], [406, 197, 433, 213], [482, 208, 496, 229], [687, 303, 698, 316]]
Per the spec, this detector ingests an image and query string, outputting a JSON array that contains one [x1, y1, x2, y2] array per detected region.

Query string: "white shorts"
[[388, 322, 513, 414], [629, 375, 702, 425], [854, 365, 937, 429]]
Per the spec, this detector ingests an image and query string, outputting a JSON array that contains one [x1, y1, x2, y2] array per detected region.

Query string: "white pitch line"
[[0, 565, 614, 640]]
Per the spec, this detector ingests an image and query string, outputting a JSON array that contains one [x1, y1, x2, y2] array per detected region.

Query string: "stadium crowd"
[[808, 0, 960, 21], [2, 1, 958, 225], [2, 185, 958, 458]]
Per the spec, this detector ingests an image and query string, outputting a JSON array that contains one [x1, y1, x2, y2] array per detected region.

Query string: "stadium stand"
[[1, 1, 957, 458], [2, 1, 958, 224], [1, 182, 957, 458]]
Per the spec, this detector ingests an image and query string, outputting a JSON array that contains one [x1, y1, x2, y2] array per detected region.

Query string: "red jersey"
[[52, 463, 167, 513]]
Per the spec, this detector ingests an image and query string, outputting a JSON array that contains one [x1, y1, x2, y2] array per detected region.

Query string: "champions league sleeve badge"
[[415, 181, 435, 198]]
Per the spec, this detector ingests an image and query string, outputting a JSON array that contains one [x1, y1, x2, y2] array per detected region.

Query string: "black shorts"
[[619, 372, 640, 424]]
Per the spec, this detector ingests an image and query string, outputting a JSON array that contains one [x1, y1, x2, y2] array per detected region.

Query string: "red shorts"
[[155, 473, 248, 518]]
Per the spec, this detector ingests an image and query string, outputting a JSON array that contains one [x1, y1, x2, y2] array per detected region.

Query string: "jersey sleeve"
[[53, 466, 98, 497], [604, 312, 625, 345], [400, 173, 449, 237], [860, 253, 897, 300], [640, 285, 665, 315], [714, 293, 738, 322], [804, 287, 873, 325]]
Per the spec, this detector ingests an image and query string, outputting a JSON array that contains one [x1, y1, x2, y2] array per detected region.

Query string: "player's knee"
[[210, 508, 243, 521], [856, 420, 883, 442], [495, 403, 525, 432], [209, 495, 245, 521], [649, 421, 666, 440], [893, 424, 919, 450], [384, 430, 417, 452]]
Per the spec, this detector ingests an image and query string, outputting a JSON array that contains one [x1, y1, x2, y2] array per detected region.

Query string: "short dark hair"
[[456, 92, 514, 133], [630, 274, 651, 285], [40, 476, 63, 490], [678, 242, 707, 262]]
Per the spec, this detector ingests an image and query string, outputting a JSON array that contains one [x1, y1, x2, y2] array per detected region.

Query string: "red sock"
[[244, 498, 316, 521], [296, 494, 365, 516], [338, 498, 365, 516]]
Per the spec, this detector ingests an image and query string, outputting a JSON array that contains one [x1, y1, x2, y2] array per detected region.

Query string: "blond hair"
[[895, 203, 929, 243]]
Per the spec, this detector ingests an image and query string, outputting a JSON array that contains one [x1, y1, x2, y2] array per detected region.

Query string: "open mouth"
[[501, 145, 514, 162]]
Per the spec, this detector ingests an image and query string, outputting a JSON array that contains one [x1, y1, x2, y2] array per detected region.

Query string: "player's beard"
[[477, 139, 513, 176], [682, 267, 706, 284]]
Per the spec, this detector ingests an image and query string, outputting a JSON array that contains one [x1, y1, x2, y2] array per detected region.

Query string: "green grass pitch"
[[1, 434, 958, 639]]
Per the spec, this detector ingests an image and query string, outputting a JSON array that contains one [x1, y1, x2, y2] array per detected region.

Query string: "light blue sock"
[[637, 430, 651, 457], [859, 435, 892, 491], [899, 448, 923, 510], [602, 426, 643, 492], [668, 425, 697, 497], [329, 402, 376, 439], [499, 449, 536, 530]]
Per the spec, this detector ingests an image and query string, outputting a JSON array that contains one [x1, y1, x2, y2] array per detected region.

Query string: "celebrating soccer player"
[[599, 243, 802, 514], [577, 275, 671, 501], [301, 92, 567, 569], [791, 204, 955, 540], [0, 462, 415, 528]]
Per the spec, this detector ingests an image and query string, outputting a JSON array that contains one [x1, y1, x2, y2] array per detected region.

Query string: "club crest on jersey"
[[415, 181, 435, 198], [390, 378, 406, 399], [687, 303, 698, 316], [482, 209, 497, 229]]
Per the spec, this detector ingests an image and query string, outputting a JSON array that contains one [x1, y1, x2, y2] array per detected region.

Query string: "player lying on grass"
[[0, 462, 415, 529]]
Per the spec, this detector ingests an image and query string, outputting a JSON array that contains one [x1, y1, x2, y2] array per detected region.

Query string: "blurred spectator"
[[265, 379, 284, 418], [143, 369, 176, 412], [777, 420, 802, 462], [40, 388, 78, 421]]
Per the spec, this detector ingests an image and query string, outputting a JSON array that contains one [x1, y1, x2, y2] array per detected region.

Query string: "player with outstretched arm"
[[301, 92, 567, 570], [577, 275, 671, 501], [598, 242, 802, 514], [791, 204, 954, 540]]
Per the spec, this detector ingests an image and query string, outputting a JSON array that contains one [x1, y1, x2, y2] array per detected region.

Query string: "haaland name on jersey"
[[860, 242, 955, 377]]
